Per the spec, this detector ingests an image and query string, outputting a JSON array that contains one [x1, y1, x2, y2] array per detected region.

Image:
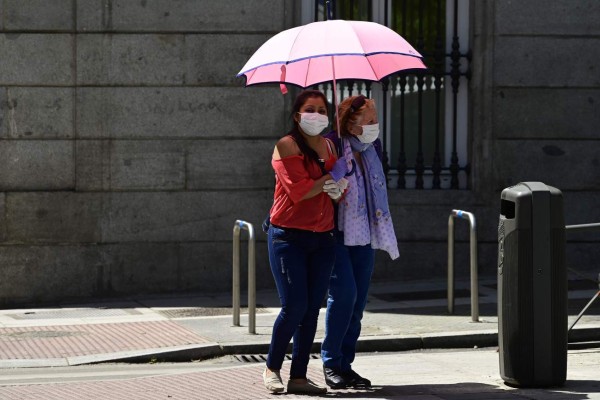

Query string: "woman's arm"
[[273, 137, 330, 202]]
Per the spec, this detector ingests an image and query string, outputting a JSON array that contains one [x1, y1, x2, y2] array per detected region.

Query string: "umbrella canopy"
[[237, 19, 426, 88], [237, 19, 427, 177]]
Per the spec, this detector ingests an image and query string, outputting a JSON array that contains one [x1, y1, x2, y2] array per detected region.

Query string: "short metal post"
[[447, 209, 479, 322], [232, 220, 256, 334], [448, 215, 455, 314]]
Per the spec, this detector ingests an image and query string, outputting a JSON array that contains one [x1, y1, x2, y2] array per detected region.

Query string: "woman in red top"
[[262, 90, 347, 395]]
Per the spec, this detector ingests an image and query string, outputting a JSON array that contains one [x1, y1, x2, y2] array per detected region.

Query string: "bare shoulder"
[[273, 135, 301, 160]]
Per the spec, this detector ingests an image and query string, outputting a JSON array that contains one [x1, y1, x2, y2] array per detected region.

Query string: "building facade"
[[0, 0, 598, 305]]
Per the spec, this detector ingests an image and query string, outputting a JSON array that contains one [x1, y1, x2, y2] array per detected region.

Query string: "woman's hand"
[[323, 178, 348, 200], [329, 158, 348, 182]]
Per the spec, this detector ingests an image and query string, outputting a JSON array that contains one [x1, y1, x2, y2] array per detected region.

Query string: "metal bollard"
[[447, 209, 479, 322], [232, 220, 256, 334]]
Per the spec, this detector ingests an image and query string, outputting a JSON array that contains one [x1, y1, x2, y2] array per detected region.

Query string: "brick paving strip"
[[0, 321, 211, 360], [0, 363, 374, 400]]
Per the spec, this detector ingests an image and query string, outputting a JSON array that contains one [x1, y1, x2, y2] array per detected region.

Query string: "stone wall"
[[0, 0, 598, 306], [0, 0, 295, 305], [362, 0, 600, 284]]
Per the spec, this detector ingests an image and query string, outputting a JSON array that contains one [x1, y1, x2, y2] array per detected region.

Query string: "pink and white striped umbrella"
[[237, 19, 426, 89]]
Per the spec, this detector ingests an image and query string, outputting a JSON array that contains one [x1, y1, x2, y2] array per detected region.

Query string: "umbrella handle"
[[345, 159, 356, 177], [337, 137, 356, 178]]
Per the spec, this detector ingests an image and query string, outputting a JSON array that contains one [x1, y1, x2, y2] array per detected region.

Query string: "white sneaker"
[[263, 368, 284, 393]]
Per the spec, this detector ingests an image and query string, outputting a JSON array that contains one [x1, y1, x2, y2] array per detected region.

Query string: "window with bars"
[[301, 0, 471, 189]]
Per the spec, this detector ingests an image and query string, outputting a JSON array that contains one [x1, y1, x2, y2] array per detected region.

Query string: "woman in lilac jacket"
[[321, 95, 400, 389]]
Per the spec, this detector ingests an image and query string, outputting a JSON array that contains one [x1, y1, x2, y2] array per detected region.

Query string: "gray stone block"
[[179, 242, 272, 293], [562, 191, 600, 227], [101, 190, 272, 243], [566, 243, 600, 276], [0, 88, 7, 138], [101, 243, 180, 294], [0, 245, 99, 306], [110, 140, 186, 190], [75, 140, 111, 191], [77, 34, 186, 85], [391, 203, 500, 243], [494, 37, 600, 87], [76, 87, 286, 139], [0, 193, 5, 242], [372, 241, 499, 283], [79, 137, 271, 191], [5, 192, 103, 243], [496, 0, 600, 35], [3, 87, 74, 138], [187, 139, 274, 190], [494, 88, 600, 139], [186, 34, 275, 86], [0, 140, 74, 190], [492, 140, 600, 191], [0, 34, 73, 85], [77, 0, 287, 32], [4, 0, 74, 31], [471, 1, 494, 38]]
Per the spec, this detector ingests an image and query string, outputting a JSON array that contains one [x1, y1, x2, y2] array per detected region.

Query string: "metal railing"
[[313, 0, 472, 190], [566, 222, 600, 333], [232, 220, 256, 334], [447, 209, 479, 322]]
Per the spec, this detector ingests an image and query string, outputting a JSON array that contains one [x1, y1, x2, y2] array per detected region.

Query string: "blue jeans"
[[321, 234, 374, 371], [266, 225, 336, 379]]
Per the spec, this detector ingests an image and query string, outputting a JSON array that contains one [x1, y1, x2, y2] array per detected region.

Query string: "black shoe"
[[344, 369, 371, 388], [323, 366, 349, 389]]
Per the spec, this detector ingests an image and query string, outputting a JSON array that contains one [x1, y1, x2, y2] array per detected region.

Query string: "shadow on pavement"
[[321, 381, 600, 399]]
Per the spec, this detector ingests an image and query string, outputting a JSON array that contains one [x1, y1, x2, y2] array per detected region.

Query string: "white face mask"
[[298, 113, 329, 136], [358, 123, 379, 143]]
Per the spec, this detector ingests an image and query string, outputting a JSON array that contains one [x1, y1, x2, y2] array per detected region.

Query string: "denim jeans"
[[321, 233, 374, 371], [266, 225, 336, 379]]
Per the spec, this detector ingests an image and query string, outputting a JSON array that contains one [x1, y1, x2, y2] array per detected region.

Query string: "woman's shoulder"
[[274, 135, 301, 159]]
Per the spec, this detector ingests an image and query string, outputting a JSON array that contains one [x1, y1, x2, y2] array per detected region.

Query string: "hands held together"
[[323, 178, 348, 200], [323, 157, 349, 200]]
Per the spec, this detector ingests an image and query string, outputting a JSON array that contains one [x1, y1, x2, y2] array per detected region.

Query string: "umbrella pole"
[[331, 55, 355, 177], [331, 56, 342, 151]]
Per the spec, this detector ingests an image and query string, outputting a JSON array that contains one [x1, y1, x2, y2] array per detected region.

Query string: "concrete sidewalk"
[[0, 276, 599, 369]]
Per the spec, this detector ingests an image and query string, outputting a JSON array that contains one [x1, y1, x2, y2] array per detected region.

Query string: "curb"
[[1, 326, 599, 369]]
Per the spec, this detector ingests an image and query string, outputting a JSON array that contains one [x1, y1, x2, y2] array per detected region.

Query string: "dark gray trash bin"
[[497, 182, 567, 387]]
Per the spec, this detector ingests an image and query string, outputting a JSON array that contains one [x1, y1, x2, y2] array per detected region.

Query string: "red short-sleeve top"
[[269, 138, 337, 232]]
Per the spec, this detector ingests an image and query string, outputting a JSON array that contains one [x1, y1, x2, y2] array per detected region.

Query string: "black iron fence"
[[314, 0, 471, 189]]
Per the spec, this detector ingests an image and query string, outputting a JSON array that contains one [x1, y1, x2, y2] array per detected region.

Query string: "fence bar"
[[565, 223, 600, 232], [565, 222, 600, 333], [232, 220, 256, 334], [447, 209, 479, 322]]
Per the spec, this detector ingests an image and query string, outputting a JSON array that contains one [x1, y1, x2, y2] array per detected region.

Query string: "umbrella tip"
[[280, 83, 288, 95]]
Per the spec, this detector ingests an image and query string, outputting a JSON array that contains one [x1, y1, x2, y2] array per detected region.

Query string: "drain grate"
[[8, 308, 142, 320], [234, 354, 321, 363], [158, 306, 269, 319]]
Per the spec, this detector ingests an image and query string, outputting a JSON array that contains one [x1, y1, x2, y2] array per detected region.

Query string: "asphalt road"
[[0, 347, 599, 399]]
